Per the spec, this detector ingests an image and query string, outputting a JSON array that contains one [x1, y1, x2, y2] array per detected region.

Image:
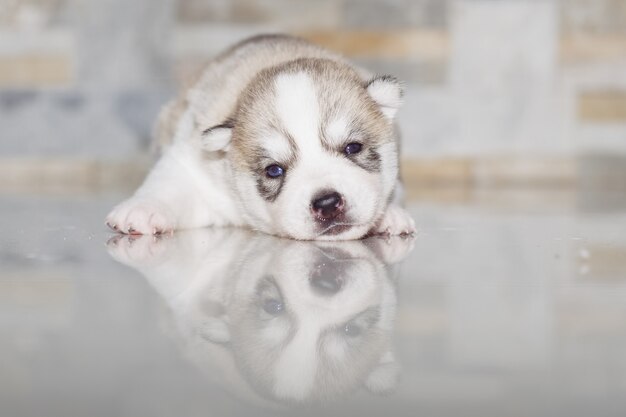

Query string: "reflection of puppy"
[[105, 34, 415, 240], [107, 230, 414, 405]]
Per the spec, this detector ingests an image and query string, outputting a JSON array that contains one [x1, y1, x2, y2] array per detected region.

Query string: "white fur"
[[274, 72, 320, 154], [262, 131, 294, 161], [325, 115, 350, 145]]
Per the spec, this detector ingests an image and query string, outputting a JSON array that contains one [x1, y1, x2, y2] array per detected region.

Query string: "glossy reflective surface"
[[2, 193, 626, 417]]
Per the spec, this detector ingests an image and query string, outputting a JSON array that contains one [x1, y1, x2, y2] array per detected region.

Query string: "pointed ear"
[[201, 121, 234, 152], [364, 351, 399, 394], [366, 75, 403, 120]]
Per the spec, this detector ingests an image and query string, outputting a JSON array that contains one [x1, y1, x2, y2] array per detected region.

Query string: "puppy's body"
[[107, 35, 415, 240]]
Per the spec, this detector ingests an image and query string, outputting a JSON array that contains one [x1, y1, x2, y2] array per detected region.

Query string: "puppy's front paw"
[[372, 205, 416, 237], [105, 198, 175, 235]]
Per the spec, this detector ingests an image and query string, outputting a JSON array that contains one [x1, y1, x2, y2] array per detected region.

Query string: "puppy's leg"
[[105, 144, 218, 235], [371, 181, 416, 237]]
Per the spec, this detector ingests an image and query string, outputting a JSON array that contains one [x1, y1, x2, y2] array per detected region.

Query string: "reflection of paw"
[[106, 234, 172, 266], [105, 198, 175, 235], [372, 205, 416, 237], [366, 234, 415, 264]]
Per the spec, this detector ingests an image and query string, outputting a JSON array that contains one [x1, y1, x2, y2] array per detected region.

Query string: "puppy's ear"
[[201, 121, 234, 152], [366, 75, 403, 120]]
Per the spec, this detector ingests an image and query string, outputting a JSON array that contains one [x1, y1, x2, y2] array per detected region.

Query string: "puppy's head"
[[202, 58, 403, 240]]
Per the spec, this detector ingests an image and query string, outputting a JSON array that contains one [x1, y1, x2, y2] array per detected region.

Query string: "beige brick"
[[95, 159, 150, 190], [585, 246, 626, 280], [560, 34, 626, 64], [0, 54, 73, 87], [404, 186, 473, 205], [402, 157, 578, 188], [353, 58, 446, 84], [473, 157, 577, 187], [0, 157, 149, 192], [297, 29, 448, 61], [578, 90, 626, 122], [0, 28, 74, 86], [400, 157, 578, 208], [401, 158, 471, 186]]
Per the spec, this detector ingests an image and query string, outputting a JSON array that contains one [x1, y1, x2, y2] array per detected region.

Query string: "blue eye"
[[265, 164, 284, 178], [344, 142, 362, 155]]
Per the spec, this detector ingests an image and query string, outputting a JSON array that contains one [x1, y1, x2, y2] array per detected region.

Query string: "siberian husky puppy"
[[107, 229, 413, 404], [106, 34, 415, 240]]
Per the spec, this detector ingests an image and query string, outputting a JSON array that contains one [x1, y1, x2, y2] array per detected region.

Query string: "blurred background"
[[1, 0, 625, 198]]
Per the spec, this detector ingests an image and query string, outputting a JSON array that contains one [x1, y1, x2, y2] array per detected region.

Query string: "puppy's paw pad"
[[373, 205, 416, 237], [105, 198, 175, 235], [106, 234, 171, 265]]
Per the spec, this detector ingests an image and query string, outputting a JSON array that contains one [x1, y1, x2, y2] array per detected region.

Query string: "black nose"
[[312, 191, 344, 220]]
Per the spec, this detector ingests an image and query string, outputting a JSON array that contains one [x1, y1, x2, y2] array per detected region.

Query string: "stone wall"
[[0, 0, 625, 189]]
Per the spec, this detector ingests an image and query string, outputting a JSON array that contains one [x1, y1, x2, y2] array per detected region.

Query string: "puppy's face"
[[202, 59, 402, 240]]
